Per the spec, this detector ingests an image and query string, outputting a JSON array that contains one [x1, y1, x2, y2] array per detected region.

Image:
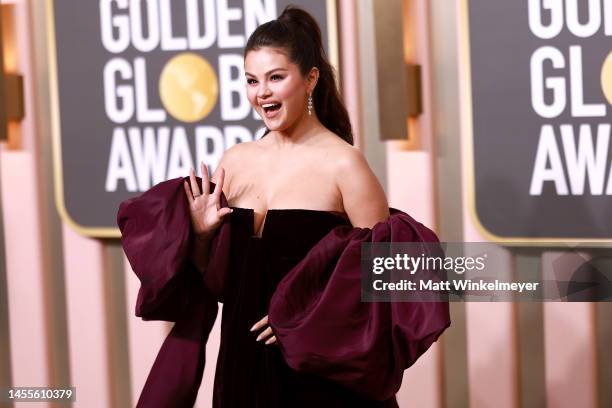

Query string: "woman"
[[187, 5, 389, 346], [118, 6, 450, 408]]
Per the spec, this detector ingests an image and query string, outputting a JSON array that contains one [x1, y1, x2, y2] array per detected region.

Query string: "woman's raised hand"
[[183, 161, 233, 240]]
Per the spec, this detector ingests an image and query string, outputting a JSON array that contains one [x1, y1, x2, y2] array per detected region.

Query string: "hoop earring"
[[307, 94, 313, 116]]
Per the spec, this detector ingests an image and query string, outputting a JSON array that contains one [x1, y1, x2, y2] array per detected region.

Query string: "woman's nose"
[[257, 84, 271, 98]]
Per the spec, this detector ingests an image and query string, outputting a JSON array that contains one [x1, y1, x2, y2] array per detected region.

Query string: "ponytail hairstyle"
[[244, 6, 353, 145]]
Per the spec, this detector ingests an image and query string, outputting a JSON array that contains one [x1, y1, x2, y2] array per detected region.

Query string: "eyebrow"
[[244, 68, 288, 77]]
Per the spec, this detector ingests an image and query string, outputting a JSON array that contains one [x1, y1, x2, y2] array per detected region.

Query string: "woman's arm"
[[335, 147, 390, 228], [190, 235, 213, 275]]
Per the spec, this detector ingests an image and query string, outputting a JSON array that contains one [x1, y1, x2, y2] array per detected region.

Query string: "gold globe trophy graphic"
[[159, 53, 219, 122], [602, 51, 612, 106]]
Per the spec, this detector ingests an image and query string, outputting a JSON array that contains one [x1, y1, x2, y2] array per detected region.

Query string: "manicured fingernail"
[[249, 324, 256, 331], [265, 338, 274, 345], [255, 334, 263, 341]]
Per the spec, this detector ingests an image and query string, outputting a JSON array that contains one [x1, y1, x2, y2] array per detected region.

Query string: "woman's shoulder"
[[217, 140, 261, 172], [319, 135, 367, 172], [309, 129, 356, 153], [222, 140, 260, 159]]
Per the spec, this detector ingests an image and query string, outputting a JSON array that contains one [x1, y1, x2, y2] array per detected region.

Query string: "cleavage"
[[252, 210, 269, 239]]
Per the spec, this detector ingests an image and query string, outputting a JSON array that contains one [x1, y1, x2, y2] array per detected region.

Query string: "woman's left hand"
[[250, 315, 277, 345]]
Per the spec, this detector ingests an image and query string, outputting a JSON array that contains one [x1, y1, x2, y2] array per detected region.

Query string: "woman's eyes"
[[246, 75, 284, 85]]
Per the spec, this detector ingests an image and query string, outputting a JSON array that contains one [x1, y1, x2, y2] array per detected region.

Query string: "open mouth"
[[262, 103, 282, 113]]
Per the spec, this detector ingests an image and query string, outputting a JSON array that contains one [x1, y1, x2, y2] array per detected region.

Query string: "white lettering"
[[528, 0, 564, 39], [100, 0, 130, 53], [561, 124, 611, 194], [106, 127, 137, 191], [569, 46, 606, 117], [565, 0, 601, 37], [244, 0, 277, 38], [134, 57, 166, 122], [217, 0, 244, 48], [159, 0, 187, 50], [104, 58, 134, 123], [166, 127, 194, 179], [128, 126, 170, 190], [219, 54, 251, 120], [530, 124, 569, 195], [530, 46, 566, 118], [130, 0, 160, 52], [186, 0, 217, 49]]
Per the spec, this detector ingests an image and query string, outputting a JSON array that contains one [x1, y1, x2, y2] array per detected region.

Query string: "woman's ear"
[[307, 67, 319, 94]]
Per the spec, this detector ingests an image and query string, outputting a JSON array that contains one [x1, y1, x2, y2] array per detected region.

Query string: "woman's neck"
[[267, 112, 325, 149]]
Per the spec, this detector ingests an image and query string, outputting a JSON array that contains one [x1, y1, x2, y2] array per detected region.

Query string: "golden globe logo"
[[159, 53, 219, 123], [602, 52, 612, 104]]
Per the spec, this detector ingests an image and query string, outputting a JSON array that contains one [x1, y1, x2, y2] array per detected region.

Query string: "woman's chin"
[[263, 119, 287, 132]]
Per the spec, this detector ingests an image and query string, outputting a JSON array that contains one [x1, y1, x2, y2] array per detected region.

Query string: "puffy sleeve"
[[117, 177, 230, 321], [268, 208, 451, 402], [117, 177, 232, 407]]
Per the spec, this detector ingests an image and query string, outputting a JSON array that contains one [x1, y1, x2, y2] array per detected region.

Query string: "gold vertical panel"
[[0, 4, 7, 141], [597, 301, 612, 408], [5, 73, 23, 119], [373, 0, 409, 141], [406, 64, 421, 117], [102, 240, 132, 407], [28, 0, 72, 390], [515, 251, 546, 408]]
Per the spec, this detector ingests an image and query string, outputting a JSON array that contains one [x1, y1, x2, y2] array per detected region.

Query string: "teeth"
[[261, 103, 280, 108]]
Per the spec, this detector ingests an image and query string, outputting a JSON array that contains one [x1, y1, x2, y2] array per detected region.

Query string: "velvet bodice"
[[215, 207, 397, 407]]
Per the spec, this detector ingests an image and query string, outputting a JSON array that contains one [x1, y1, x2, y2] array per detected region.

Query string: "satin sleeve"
[[117, 177, 230, 322], [268, 209, 451, 401]]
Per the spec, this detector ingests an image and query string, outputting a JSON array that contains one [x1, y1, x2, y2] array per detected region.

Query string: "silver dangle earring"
[[307, 94, 313, 116]]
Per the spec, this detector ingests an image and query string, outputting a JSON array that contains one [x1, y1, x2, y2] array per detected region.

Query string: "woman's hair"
[[245, 6, 353, 145]]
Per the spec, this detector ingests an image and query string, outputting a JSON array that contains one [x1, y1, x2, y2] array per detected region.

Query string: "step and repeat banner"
[[48, 0, 334, 237], [465, 0, 611, 242]]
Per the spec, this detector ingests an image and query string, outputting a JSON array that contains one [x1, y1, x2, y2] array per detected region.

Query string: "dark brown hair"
[[244, 6, 353, 145]]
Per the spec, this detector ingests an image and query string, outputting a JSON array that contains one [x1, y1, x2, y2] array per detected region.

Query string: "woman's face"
[[244, 47, 312, 132]]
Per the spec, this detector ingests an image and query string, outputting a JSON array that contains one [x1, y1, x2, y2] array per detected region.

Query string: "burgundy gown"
[[117, 177, 451, 408]]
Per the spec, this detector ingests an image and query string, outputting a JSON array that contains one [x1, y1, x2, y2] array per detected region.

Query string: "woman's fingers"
[[250, 315, 276, 345], [250, 315, 268, 332], [212, 167, 225, 204], [200, 161, 210, 195], [255, 326, 273, 342], [189, 167, 201, 198], [218, 207, 233, 218], [257, 329, 277, 345], [183, 180, 194, 202]]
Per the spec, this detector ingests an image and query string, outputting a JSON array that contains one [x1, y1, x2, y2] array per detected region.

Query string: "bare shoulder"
[[318, 137, 370, 179], [329, 142, 368, 171], [324, 138, 390, 228], [214, 141, 261, 175], [219, 140, 258, 166], [211, 141, 259, 196]]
